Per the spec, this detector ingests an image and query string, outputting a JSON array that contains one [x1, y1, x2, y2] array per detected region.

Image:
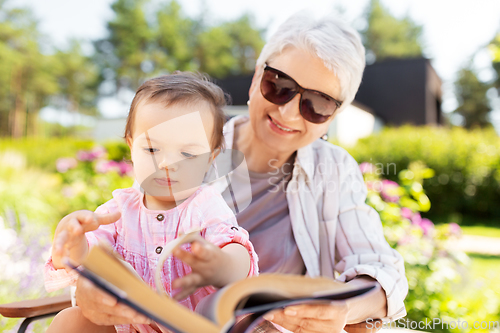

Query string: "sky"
[[9, 0, 500, 125]]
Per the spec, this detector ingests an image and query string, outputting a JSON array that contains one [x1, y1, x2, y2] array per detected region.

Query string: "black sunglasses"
[[260, 64, 342, 124]]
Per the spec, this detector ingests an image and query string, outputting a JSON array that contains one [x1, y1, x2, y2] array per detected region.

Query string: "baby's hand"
[[52, 210, 121, 269], [171, 235, 230, 300]]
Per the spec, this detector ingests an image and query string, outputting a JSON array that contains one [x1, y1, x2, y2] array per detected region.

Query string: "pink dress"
[[44, 185, 259, 333]]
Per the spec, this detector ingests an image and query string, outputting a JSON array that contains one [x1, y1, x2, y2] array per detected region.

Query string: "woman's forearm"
[[345, 276, 387, 324]]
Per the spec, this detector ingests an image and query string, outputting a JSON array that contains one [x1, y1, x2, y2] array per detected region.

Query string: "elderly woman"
[[73, 12, 407, 333]]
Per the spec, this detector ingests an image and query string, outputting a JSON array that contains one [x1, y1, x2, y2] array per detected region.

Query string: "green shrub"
[[362, 161, 500, 332], [102, 140, 130, 162], [0, 138, 94, 172], [343, 126, 500, 223], [0, 143, 133, 332], [0, 142, 133, 229]]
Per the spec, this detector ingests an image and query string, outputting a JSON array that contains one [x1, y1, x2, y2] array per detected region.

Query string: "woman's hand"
[[52, 210, 121, 269], [265, 278, 386, 333], [172, 235, 250, 300], [264, 301, 349, 333], [75, 277, 151, 326]]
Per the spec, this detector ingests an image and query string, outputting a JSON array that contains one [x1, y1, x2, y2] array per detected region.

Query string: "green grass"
[[429, 213, 500, 226], [460, 225, 500, 238], [451, 253, 500, 332], [468, 253, 500, 294]]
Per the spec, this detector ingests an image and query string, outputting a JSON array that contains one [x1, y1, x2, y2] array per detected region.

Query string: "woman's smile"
[[267, 115, 300, 135]]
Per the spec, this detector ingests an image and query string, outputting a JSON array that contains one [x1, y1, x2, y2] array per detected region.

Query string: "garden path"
[[454, 235, 500, 255]]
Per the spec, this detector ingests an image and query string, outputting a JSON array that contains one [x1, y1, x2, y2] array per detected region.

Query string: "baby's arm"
[[51, 210, 121, 269], [171, 235, 251, 301]]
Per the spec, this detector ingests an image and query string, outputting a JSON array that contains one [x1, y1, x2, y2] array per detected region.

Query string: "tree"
[[94, 0, 154, 91], [453, 66, 493, 129], [0, 3, 59, 137], [154, 0, 197, 73], [489, 32, 500, 92], [94, 0, 265, 92], [51, 40, 100, 116], [361, 0, 423, 62], [195, 15, 264, 78], [0, 1, 100, 137]]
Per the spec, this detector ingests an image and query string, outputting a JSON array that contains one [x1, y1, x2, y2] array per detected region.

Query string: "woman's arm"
[[266, 148, 407, 333], [344, 276, 387, 322], [330, 151, 408, 322]]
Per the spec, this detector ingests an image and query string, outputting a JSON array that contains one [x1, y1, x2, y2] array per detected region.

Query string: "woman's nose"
[[278, 94, 302, 122]]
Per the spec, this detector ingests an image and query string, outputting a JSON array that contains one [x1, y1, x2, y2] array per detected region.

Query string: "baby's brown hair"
[[125, 72, 228, 151]]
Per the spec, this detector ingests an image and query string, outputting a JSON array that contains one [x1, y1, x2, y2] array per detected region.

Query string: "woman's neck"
[[235, 120, 296, 173]]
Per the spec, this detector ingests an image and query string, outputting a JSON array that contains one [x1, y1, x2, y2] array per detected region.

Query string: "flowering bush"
[[348, 126, 500, 223], [360, 161, 500, 332], [54, 145, 133, 216], [0, 212, 54, 333], [1, 137, 499, 332], [0, 143, 133, 332]]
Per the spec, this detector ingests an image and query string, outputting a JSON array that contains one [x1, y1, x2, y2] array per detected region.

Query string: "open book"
[[67, 231, 377, 333]]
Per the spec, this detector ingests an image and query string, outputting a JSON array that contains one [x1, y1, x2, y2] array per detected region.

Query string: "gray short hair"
[[256, 12, 365, 109]]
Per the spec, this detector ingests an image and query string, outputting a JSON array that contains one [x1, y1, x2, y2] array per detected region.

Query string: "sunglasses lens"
[[300, 91, 338, 124], [261, 69, 298, 105], [261, 66, 341, 124]]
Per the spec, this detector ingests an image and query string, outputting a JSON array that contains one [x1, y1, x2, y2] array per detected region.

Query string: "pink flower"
[[410, 212, 435, 235], [380, 179, 400, 203], [419, 218, 435, 235], [401, 207, 413, 219], [398, 235, 414, 246], [96, 160, 133, 177], [448, 223, 461, 236], [366, 180, 383, 192], [61, 185, 75, 198], [56, 157, 77, 173], [359, 162, 375, 174], [411, 212, 422, 225], [116, 161, 133, 176], [77, 147, 106, 162]]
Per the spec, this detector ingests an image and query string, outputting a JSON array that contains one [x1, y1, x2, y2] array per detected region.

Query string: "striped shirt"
[[209, 116, 408, 323]]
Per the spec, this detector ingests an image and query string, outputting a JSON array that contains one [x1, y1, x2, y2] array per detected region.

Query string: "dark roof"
[[214, 74, 253, 106], [355, 57, 443, 125]]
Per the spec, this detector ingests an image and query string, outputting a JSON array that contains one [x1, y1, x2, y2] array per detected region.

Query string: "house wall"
[[355, 58, 429, 125], [425, 62, 443, 125], [94, 118, 127, 142], [328, 104, 379, 146]]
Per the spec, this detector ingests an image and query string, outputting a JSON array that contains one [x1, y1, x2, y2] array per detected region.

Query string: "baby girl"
[[44, 72, 258, 333]]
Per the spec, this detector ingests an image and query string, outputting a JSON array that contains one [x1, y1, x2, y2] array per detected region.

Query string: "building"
[[355, 57, 443, 126]]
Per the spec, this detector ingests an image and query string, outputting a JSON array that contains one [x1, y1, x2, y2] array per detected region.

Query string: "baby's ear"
[[126, 136, 133, 151]]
